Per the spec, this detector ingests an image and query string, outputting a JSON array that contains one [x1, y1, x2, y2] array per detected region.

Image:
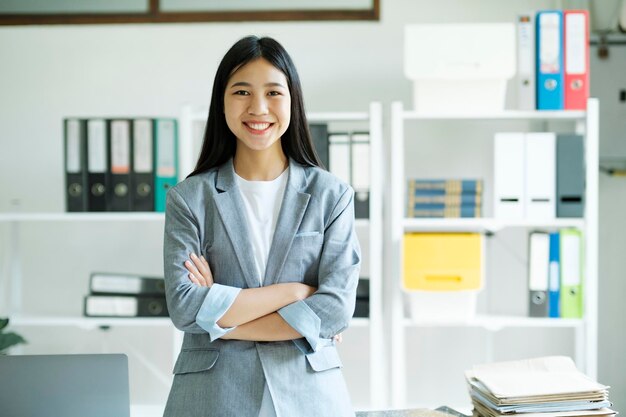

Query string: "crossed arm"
[[184, 252, 341, 342]]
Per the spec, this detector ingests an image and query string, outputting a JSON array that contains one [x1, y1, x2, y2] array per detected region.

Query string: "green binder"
[[559, 229, 584, 318], [154, 118, 178, 212]]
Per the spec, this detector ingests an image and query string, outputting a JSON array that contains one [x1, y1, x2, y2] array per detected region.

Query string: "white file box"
[[404, 23, 516, 115]]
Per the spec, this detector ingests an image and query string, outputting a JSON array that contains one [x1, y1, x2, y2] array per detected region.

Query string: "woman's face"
[[224, 58, 291, 156]]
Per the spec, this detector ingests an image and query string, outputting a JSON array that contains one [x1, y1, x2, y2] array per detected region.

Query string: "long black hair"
[[188, 35, 323, 178]]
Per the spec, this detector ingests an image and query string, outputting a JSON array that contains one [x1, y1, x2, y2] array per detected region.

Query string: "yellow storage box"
[[403, 233, 483, 321]]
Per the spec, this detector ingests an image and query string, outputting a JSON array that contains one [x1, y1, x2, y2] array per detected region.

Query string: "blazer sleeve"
[[278, 186, 361, 351], [163, 187, 240, 336]]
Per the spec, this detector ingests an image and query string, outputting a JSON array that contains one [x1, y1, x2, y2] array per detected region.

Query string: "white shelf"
[[389, 98, 600, 408], [403, 315, 584, 331], [10, 314, 174, 329], [403, 218, 585, 233], [402, 109, 586, 121], [307, 112, 369, 122], [0, 212, 164, 222]]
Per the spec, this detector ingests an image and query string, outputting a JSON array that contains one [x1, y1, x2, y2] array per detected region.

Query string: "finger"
[[191, 253, 213, 281], [188, 273, 203, 287], [185, 260, 206, 286], [199, 255, 215, 284]]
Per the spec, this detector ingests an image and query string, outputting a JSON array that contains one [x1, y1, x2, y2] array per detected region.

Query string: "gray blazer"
[[163, 158, 361, 417]]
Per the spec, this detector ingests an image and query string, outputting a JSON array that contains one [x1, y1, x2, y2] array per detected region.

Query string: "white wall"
[[1, 0, 624, 411]]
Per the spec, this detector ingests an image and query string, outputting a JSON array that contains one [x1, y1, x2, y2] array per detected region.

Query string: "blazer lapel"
[[213, 159, 260, 289], [264, 160, 310, 286]]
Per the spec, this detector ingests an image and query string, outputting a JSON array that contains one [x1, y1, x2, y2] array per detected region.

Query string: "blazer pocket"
[[173, 348, 220, 375], [305, 345, 343, 372]]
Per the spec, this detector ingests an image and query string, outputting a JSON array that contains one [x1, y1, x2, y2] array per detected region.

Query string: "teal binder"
[[154, 119, 178, 212]]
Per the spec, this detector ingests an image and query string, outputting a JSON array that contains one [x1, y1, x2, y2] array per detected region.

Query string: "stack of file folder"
[[407, 179, 483, 218], [465, 357, 615, 417], [83, 272, 169, 318]]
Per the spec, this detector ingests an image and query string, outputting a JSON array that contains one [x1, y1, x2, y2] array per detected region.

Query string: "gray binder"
[[556, 134, 585, 217], [528, 231, 550, 317]]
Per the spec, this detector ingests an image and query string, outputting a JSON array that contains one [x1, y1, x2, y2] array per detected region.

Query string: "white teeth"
[[247, 122, 270, 130]]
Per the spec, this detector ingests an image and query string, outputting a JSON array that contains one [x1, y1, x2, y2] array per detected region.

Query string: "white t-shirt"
[[235, 167, 289, 417], [235, 167, 289, 285]]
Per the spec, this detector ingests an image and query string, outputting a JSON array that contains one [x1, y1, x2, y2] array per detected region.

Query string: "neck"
[[233, 147, 288, 181]]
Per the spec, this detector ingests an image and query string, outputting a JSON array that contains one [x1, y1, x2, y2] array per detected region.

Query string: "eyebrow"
[[229, 81, 286, 88]]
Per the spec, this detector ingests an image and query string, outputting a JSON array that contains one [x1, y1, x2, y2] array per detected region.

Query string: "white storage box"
[[405, 289, 479, 322], [404, 23, 516, 115]]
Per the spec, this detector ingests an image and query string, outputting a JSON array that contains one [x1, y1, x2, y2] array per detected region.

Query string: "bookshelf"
[[0, 103, 384, 410], [389, 98, 599, 408]]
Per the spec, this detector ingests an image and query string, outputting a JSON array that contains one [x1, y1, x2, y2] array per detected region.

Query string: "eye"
[[233, 90, 250, 96], [267, 91, 282, 96]]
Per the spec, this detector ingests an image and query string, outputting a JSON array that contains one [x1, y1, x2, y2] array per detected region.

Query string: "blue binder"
[[548, 231, 561, 318], [536, 10, 564, 110]]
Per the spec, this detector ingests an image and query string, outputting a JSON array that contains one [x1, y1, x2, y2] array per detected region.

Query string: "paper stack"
[[465, 357, 616, 417]]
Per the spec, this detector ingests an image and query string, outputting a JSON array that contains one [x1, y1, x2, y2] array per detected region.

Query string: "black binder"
[[309, 123, 329, 169], [84, 295, 169, 317], [131, 119, 155, 212], [86, 119, 109, 212], [107, 120, 132, 211], [89, 272, 165, 296], [353, 278, 370, 318], [64, 119, 88, 212]]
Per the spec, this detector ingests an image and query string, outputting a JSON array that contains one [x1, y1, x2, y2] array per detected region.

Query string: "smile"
[[244, 122, 273, 133]]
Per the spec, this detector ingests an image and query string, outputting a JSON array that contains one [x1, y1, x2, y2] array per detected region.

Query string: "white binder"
[[525, 132, 556, 220], [516, 13, 536, 110], [528, 232, 550, 317], [494, 132, 525, 219]]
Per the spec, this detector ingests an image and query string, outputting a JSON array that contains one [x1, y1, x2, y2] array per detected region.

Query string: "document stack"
[[407, 179, 483, 218], [83, 272, 169, 318], [465, 356, 615, 417]]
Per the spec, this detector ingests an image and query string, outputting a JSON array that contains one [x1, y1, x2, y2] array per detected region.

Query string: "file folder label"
[[565, 13, 586, 75], [539, 13, 561, 75], [157, 126, 176, 178], [66, 120, 81, 174], [110, 121, 131, 175], [133, 119, 153, 173], [88, 120, 107, 173]]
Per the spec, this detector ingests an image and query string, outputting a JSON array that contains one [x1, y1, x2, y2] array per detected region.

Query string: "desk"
[[357, 408, 466, 417]]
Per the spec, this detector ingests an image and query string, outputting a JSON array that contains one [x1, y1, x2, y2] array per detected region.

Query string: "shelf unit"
[[389, 99, 599, 408], [180, 102, 385, 409], [0, 104, 384, 410]]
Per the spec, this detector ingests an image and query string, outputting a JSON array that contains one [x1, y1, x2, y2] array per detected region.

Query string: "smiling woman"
[[162, 36, 361, 417]]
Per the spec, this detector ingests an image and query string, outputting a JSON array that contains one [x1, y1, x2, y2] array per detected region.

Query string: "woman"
[[163, 35, 361, 417]]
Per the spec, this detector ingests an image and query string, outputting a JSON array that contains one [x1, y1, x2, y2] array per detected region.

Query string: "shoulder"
[[297, 164, 354, 214], [170, 167, 219, 199]]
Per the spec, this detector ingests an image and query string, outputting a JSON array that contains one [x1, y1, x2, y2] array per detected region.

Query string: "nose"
[[247, 94, 268, 115]]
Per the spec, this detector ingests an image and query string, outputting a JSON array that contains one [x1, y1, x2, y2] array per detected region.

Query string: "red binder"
[[563, 10, 589, 110]]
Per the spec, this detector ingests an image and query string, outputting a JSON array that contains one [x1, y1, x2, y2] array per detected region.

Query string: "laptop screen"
[[0, 354, 130, 417]]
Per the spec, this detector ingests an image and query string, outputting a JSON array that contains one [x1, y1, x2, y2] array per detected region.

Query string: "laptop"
[[0, 353, 130, 417]]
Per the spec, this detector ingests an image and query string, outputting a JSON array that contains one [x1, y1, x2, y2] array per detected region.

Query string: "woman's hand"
[[185, 253, 214, 287]]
